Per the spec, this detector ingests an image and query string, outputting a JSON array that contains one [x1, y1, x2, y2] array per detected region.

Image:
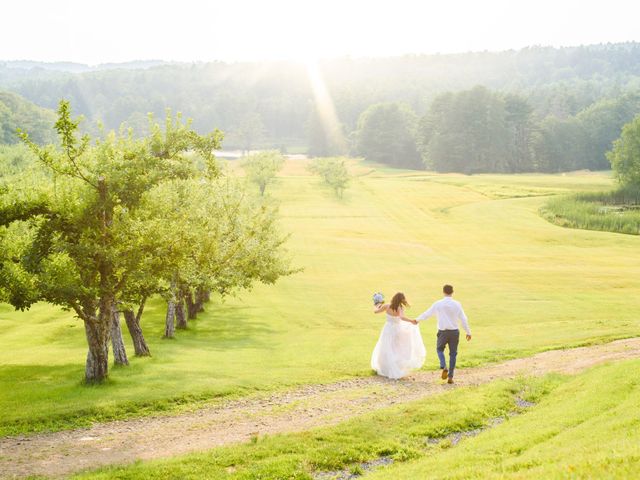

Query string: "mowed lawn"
[[1, 163, 638, 434]]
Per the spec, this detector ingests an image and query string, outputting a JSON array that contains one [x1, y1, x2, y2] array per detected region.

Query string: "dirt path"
[[3, 338, 640, 479]]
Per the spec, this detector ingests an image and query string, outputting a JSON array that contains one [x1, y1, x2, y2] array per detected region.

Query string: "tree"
[[577, 93, 640, 170], [133, 176, 296, 338], [532, 116, 587, 172], [230, 112, 265, 155], [607, 114, 640, 186], [355, 103, 421, 169], [419, 87, 514, 173], [242, 150, 284, 196], [504, 94, 535, 173], [308, 157, 350, 198], [0, 101, 223, 383]]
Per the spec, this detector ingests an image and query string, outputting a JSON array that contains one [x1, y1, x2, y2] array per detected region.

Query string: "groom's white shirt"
[[417, 296, 471, 335]]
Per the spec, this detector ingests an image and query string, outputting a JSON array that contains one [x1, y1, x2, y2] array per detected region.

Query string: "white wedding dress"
[[371, 311, 426, 379]]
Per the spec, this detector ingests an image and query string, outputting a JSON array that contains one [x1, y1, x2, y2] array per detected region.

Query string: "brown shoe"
[[441, 368, 448, 380], [447, 377, 454, 384]]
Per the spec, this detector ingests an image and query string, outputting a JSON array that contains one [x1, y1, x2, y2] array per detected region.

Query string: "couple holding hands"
[[371, 285, 471, 383]]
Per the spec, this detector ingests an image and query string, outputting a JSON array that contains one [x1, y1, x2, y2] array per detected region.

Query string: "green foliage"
[[307, 157, 350, 198], [6, 44, 640, 172], [1, 99, 294, 383], [607, 114, 640, 186], [419, 87, 534, 173], [532, 115, 587, 172], [355, 103, 421, 168], [242, 150, 284, 196], [0, 143, 38, 176], [136, 177, 295, 299], [541, 185, 640, 235], [0, 91, 56, 144], [576, 92, 640, 170]]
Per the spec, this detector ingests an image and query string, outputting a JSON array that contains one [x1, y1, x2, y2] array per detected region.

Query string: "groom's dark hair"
[[443, 284, 454, 295]]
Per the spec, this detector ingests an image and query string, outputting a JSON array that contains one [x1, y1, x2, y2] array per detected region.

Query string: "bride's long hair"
[[389, 292, 409, 312]]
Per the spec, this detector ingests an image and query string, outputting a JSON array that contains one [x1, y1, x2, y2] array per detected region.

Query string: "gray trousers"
[[436, 329, 460, 378]]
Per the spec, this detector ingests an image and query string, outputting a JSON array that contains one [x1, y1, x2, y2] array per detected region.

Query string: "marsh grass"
[[542, 184, 640, 235]]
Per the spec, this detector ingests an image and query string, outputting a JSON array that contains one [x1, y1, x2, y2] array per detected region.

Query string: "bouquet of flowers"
[[372, 292, 385, 306]]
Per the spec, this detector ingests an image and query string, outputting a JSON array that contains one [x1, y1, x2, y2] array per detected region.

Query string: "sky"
[[2, 0, 639, 64]]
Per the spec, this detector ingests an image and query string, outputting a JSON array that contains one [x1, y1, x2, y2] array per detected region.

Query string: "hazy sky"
[[2, 0, 638, 64]]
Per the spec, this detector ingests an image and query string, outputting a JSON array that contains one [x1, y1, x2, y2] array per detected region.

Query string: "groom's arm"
[[458, 305, 471, 336], [416, 304, 435, 322]]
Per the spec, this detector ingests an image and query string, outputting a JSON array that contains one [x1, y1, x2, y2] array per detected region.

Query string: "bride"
[[371, 292, 426, 379]]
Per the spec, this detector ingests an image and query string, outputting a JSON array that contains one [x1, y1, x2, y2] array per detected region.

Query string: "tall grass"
[[541, 185, 640, 235]]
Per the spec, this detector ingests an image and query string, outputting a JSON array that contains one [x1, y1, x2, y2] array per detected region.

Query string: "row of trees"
[[352, 88, 640, 173], [0, 102, 294, 383], [5, 43, 640, 154]]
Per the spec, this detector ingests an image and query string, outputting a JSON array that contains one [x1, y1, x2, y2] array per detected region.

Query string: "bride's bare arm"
[[399, 307, 418, 324], [373, 303, 389, 313]]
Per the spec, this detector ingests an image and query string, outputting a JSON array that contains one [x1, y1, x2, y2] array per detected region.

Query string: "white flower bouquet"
[[372, 292, 384, 306]]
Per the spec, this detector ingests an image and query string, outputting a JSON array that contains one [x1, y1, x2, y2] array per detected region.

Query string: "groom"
[[417, 285, 471, 384]]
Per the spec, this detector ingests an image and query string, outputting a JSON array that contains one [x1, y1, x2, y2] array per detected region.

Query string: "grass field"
[[72, 361, 640, 479], [2, 162, 639, 436]]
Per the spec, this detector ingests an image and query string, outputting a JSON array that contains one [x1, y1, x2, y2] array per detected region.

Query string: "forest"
[[3, 42, 640, 172]]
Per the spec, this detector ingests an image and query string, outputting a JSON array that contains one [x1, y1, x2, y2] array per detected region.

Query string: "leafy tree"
[[576, 93, 640, 170], [0, 101, 222, 382], [419, 87, 539, 173], [355, 103, 421, 168], [242, 150, 284, 196], [229, 112, 266, 154], [135, 177, 296, 337], [504, 94, 535, 173], [607, 114, 640, 186], [308, 157, 350, 198], [532, 116, 587, 172]]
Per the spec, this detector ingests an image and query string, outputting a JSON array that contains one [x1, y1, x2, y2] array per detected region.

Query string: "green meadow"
[[2, 162, 639, 436], [74, 361, 640, 479]]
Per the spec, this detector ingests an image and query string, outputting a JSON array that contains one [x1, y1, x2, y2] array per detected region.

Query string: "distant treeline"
[[3, 42, 640, 172]]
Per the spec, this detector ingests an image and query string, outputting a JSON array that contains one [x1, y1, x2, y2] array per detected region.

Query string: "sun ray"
[[305, 59, 347, 154]]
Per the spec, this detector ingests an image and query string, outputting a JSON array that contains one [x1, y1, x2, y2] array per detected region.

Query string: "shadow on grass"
[[167, 306, 276, 351]]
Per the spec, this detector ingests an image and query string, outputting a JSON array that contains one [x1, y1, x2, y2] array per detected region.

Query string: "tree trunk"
[[176, 293, 187, 329], [195, 288, 206, 313], [186, 292, 198, 319], [203, 290, 211, 303], [123, 304, 151, 356], [164, 299, 176, 338], [83, 309, 111, 384], [110, 306, 129, 366]]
